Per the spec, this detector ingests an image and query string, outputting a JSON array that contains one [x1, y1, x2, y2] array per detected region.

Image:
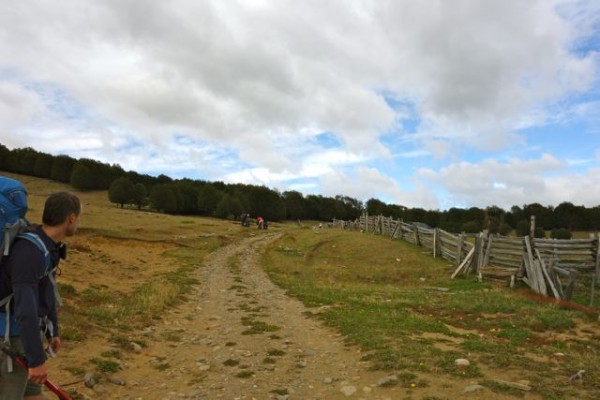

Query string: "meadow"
[[3, 172, 599, 399], [261, 227, 600, 399]]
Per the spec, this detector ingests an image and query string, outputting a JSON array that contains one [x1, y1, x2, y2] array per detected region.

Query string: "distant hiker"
[[240, 213, 250, 227], [0, 191, 81, 399], [257, 217, 264, 230]]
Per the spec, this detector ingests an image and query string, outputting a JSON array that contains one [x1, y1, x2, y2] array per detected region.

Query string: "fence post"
[[456, 233, 465, 266], [595, 233, 600, 284], [433, 228, 438, 258], [530, 215, 536, 252], [413, 223, 421, 246]]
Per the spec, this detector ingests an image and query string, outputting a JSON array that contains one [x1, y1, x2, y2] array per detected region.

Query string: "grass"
[[262, 227, 600, 397], [9, 173, 600, 398], [90, 358, 121, 373]]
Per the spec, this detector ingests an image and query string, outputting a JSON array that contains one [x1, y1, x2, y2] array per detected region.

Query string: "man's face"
[[66, 212, 80, 236]]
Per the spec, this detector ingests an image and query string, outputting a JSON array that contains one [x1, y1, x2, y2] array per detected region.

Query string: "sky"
[[0, 0, 599, 211]]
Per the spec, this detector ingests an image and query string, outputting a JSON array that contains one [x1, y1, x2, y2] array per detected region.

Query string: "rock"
[[108, 376, 125, 385], [455, 358, 470, 368], [323, 377, 334, 384], [92, 384, 107, 394], [463, 384, 485, 393], [141, 327, 153, 336], [130, 342, 143, 353], [362, 386, 372, 394], [196, 362, 210, 371], [84, 372, 97, 388], [493, 379, 531, 391], [377, 375, 399, 387], [340, 385, 357, 396]]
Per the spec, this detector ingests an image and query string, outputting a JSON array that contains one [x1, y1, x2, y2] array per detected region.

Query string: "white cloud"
[[0, 81, 45, 133], [0, 0, 598, 210], [418, 154, 600, 209], [319, 166, 439, 209]]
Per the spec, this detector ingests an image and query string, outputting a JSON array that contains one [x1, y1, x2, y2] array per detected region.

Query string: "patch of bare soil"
[[50, 234, 587, 399]]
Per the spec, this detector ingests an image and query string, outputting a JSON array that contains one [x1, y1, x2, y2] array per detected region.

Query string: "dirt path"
[[84, 233, 401, 400]]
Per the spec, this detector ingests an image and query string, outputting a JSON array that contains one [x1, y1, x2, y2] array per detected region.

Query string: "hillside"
[[1, 173, 598, 399]]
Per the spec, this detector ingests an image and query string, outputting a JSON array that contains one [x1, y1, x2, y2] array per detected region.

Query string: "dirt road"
[[81, 233, 401, 400]]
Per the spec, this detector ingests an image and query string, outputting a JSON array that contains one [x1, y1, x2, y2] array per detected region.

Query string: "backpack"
[[0, 176, 29, 260], [0, 176, 57, 371]]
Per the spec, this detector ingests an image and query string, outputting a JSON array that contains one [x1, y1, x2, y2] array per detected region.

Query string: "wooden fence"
[[332, 214, 600, 302]]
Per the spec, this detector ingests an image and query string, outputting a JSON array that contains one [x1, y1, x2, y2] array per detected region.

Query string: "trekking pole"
[[0, 342, 72, 400]]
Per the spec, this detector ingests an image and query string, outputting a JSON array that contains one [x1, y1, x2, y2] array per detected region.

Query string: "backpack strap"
[[17, 233, 62, 306]]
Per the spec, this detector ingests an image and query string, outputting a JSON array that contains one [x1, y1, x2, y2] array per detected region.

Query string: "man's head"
[[42, 191, 82, 237]]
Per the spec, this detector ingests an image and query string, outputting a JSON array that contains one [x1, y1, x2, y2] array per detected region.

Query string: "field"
[[2, 172, 599, 399]]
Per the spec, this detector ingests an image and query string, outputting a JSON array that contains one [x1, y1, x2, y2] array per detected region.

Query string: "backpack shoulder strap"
[[16, 232, 51, 273], [15, 232, 62, 306]]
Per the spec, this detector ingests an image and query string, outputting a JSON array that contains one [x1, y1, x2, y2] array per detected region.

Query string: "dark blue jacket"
[[0, 227, 60, 367]]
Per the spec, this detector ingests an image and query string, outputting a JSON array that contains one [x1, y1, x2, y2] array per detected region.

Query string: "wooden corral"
[[332, 214, 600, 303]]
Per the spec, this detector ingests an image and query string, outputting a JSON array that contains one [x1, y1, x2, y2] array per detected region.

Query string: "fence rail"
[[332, 214, 600, 302]]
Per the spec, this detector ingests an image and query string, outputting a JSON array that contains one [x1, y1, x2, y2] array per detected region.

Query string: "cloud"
[[0, 81, 45, 131], [0, 0, 598, 210], [319, 166, 439, 209], [418, 154, 600, 209]]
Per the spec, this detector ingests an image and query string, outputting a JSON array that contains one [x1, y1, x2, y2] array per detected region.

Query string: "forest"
[[1, 143, 599, 235]]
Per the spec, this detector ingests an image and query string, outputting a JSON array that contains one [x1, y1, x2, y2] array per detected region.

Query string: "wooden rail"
[[332, 214, 600, 302]]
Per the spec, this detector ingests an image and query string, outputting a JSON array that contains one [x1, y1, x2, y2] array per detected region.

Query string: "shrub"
[[534, 227, 546, 238], [461, 220, 482, 233], [515, 220, 530, 237], [551, 228, 572, 239], [498, 223, 513, 236]]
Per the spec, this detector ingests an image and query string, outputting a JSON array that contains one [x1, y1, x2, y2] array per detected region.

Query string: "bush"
[[461, 220, 482, 233], [498, 223, 513, 236], [551, 228, 572, 239], [534, 227, 546, 238], [515, 220, 530, 237]]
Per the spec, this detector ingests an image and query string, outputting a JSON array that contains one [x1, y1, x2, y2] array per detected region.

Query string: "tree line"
[[1, 143, 599, 235]]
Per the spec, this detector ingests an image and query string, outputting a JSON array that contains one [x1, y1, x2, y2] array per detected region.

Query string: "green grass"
[[90, 358, 121, 373], [261, 227, 600, 397]]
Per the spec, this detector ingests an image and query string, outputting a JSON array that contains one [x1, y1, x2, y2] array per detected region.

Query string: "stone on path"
[[340, 385, 357, 396]]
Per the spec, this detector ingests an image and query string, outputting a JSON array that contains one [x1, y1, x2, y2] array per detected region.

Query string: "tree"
[[215, 194, 244, 219], [366, 198, 388, 216], [132, 183, 147, 210], [515, 220, 530, 237], [172, 180, 199, 214], [484, 206, 505, 234], [108, 177, 135, 208], [33, 153, 54, 178], [283, 191, 306, 220], [70, 162, 94, 190], [0, 144, 9, 170], [461, 220, 482, 233], [197, 184, 222, 216], [245, 186, 286, 221], [150, 184, 178, 213], [50, 155, 76, 183]]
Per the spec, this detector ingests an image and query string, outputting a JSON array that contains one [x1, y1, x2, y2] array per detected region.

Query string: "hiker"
[[257, 216, 264, 230], [0, 191, 81, 400], [240, 213, 250, 227]]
